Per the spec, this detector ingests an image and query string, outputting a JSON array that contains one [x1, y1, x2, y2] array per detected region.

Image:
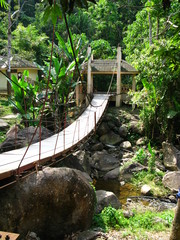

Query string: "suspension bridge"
[[0, 46, 138, 188], [0, 94, 110, 186]]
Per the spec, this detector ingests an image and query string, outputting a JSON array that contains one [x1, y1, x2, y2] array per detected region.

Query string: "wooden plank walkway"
[[0, 231, 19, 240], [0, 94, 110, 181]]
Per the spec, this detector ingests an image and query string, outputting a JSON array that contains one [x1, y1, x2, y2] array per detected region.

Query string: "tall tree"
[[7, 0, 12, 96]]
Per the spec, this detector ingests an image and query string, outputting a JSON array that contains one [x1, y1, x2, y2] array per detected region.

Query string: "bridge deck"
[[0, 94, 109, 181]]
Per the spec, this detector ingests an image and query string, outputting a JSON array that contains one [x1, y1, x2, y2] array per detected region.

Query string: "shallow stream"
[[94, 179, 141, 205]]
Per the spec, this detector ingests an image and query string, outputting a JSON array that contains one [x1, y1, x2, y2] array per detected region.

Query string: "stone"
[[55, 154, 85, 172], [123, 210, 134, 218], [1, 114, 19, 119], [119, 125, 128, 138], [103, 113, 120, 127], [119, 162, 148, 180], [141, 184, 152, 195], [120, 141, 132, 149], [162, 142, 180, 171], [100, 131, 123, 145], [73, 150, 91, 174], [91, 142, 104, 151], [121, 162, 147, 180], [155, 160, 166, 171], [0, 136, 25, 152], [6, 124, 20, 138], [169, 195, 177, 203], [97, 122, 110, 136], [162, 171, 180, 191], [26, 232, 40, 240], [17, 126, 53, 144], [0, 126, 53, 153], [96, 190, 121, 213], [129, 120, 144, 135], [120, 181, 125, 186], [126, 198, 132, 203], [136, 137, 146, 146], [103, 167, 121, 181], [0, 167, 96, 239], [0, 119, 9, 130], [77, 230, 107, 240], [90, 151, 120, 172]]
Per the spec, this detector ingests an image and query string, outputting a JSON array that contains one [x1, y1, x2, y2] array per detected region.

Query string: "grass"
[[131, 170, 170, 197], [0, 97, 14, 117], [92, 205, 174, 235]]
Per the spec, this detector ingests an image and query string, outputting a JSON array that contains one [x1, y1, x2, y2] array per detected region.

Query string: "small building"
[[78, 46, 139, 107], [0, 55, 39, 92]]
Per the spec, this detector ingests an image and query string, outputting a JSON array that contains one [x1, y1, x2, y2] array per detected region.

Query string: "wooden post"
[[75, 81, 80, 106], [170, 199, 180, 240], [132, 75, 136, 110], [116, 46, 122, 107], [87, 45, 92, 95], [7, 0, 12, 96]]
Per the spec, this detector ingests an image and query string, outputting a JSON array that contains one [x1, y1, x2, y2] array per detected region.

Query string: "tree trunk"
[[148, 0, 152, 45], [170, 199, 180, 240], [7, 0, 12, 96], [156, 16, 159, 40]]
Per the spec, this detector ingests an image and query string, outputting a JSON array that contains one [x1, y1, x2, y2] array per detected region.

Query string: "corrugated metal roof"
[[82, 59, 138, 74], [0, 55, 38, 69]]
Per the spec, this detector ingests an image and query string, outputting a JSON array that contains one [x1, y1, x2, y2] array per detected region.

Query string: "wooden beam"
[[75, 82, 80, 106], [132, 75, 136, 110], [132, 75, 136, 91], [87, 46, 92, 95]]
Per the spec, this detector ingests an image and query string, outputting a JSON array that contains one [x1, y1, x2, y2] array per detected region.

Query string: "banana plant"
[[10, 70, 41, 126], [38, 32, 87, 130]]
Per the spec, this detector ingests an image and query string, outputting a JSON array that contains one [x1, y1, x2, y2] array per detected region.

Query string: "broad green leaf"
[[167, 110, 178, 119]]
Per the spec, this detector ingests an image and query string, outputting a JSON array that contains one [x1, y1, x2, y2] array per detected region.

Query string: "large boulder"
[[91, 142, 104, 152], [162, 171, 180, 191], [103, 167, 121, 181], [0, 126, 52, 153], [119, 125, 128, 138], [73, 150, 91, 174], [97, 122, 110, 136], [0, 167, 96, 239], [129, 120, 144, 135], [162, 142, 180, 171], [18, 126, 53, 144], [103, 113, 120, 127], [96, 190, 121, 213], [90, 150, 120, 172], [120, 162, 147, 180], [100, 131, 123, 145]]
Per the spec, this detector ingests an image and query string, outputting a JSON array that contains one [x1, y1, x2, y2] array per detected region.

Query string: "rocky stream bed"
[[0, 104, 180, 239]]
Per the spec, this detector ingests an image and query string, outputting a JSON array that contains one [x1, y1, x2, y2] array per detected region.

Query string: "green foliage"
[[147, 142, 156, 173], [0, 97, 13, 117], [93, 206, 174, 232], [91, 39, 115, 59], [132, 170, 169, 197], [38, 32, 87, 123], [0, 10, 8, 55], [124, 0, 180, 142], [12, 23, 49, 64], [0, 0, 8, 9], [133, 147, 147, 165], [10, 71, 41, 125]]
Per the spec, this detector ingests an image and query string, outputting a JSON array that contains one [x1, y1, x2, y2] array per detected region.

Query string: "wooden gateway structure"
[[77, 46, 139, 107]]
